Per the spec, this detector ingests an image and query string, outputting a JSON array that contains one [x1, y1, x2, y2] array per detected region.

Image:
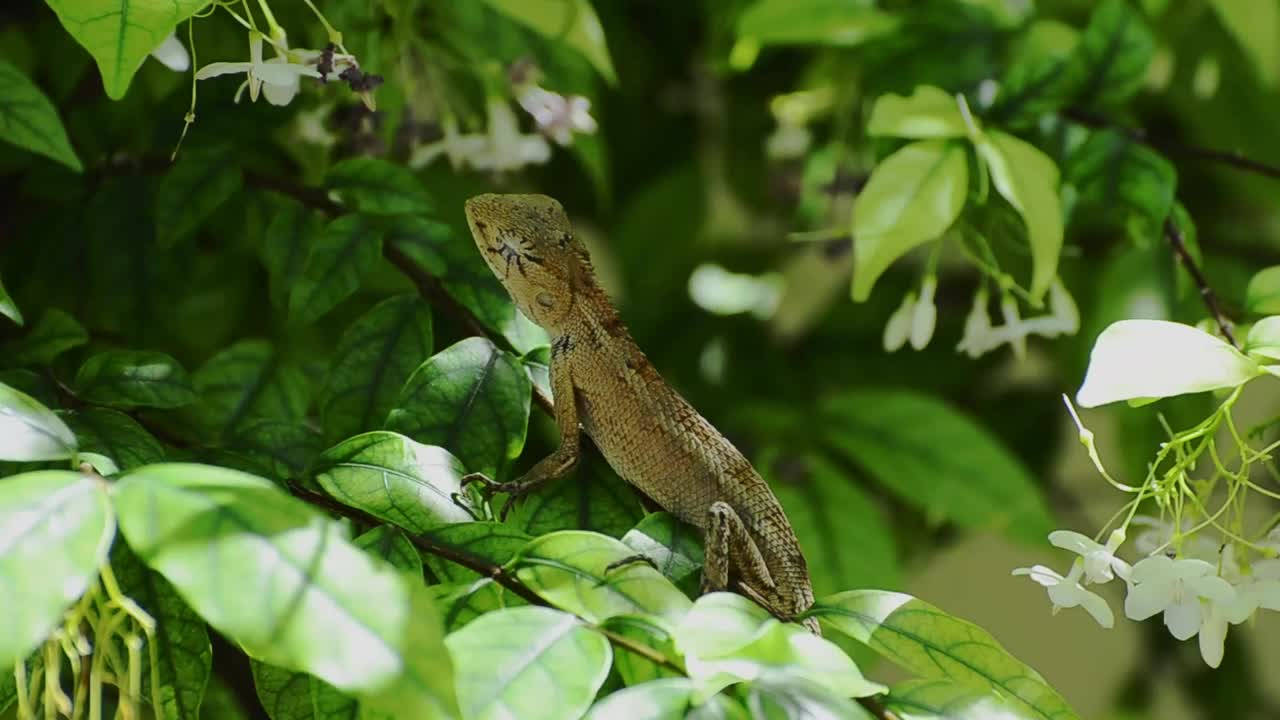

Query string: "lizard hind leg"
[[701, 501, 777, 596]]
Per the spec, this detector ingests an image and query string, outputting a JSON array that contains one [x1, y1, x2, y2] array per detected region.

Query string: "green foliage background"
[[2, 0, 1280, 718]]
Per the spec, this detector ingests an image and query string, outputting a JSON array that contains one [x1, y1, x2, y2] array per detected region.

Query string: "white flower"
[[1000, 294, 1028, 359], [1049, 529, 1131, 584], [195, 32, 321, 106], [1124, 556, 1236, 642], [1013, 562, 1114, 627], [957, 287, 992, 357], [883, 292, 915, 352], [910, 276, 937, 350], [410, 98, 550, 172], [1129, 516, 1218, 560], [516, 86, 597, 146], [150, 31, 190, 72], [955, 280, 1079, 358]]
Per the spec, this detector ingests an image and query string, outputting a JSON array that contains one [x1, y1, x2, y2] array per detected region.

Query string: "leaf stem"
[[1163, 217, 1237, 347]]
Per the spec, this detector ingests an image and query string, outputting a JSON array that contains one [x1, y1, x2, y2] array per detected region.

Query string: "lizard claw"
[[461, 472, 533, 521]]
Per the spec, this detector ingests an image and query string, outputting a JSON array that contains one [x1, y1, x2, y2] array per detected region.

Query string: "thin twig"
[[1164, 217, 1238, 346]]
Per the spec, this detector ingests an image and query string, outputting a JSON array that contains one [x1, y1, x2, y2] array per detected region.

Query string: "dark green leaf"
[[515, 530, 692, 624], [201, 676, 253, 720], [190, 340, 310, 436], [420, 522, 532, 583], [64, 407, 165, 470], [386, 337, 530, 479], [476, 0, 617, 83], [327, 158, 432, 216], [990, 20, 1083, 125], [813, 590, 1077, 720], [155, 146, 243, 246], [289, 215, 384, 327], [261, 196, 325, 311], [74, 349, 196, 409], [354, 525, 422, 577], [621, 512, 704, 592], [319, 294, 433, 443], [224, 418, 323, 480], [430, 579, 524, 632], [114, 463, 459, 718], [0, 59, 81, 171], [0, 380, 77, 461], [1071, 0, 1155, 109], [446, 606, 612, 720], [0, 470, 113, 669], [314, 431, 474, 532], [513, 445, 645, 537], [112, 542, 211, 720], [251, 661, 322, 720], [1065, 129, 1176, 245], [598, 615, 681, 686], [1209, 0, 1280, 86], [0, 308, 88, 367], [884, 679, 1038, 720], [822, 389, 1053, 543], [736, 0, 898, 47]]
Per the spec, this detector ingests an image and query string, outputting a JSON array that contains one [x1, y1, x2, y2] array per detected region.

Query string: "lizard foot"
[[461, 472, 538, 520]]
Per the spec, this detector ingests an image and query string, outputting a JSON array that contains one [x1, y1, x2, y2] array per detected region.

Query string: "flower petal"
[[1188, 574, 1236, 604], [1130, 555, 1176, 584], [1012, 565, 1061, 587], [1076, 587, 1115, 628], [195, 62, 253, 80], [1198, 612, 1228, 667], [151, 32, 190, 72], [1049, 530, 1099, 556], [883, 295, 914, 352], [1164, 597, 1203, 640], [255, 61, 319, 86], [1125, 581, 1172, 621], [261, 75, 300, 106]]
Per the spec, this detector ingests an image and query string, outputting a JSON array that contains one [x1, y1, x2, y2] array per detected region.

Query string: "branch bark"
[[1164, 217, 1238, 347]]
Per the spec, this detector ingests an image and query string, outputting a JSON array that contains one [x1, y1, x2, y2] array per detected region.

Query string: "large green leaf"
[[64, 408, 166, 470], [0, 471, 113, 669], [0, 59, 81, 171], [319, 294, 433, 443], [314, 431, 473, 532], [1064, 129, 1175, 245], [386, 337, 530, 479], [190, 340, 310, 436], [621, 512, 704, 592], [354, 525, 422, 577], [289, 215, 384, 327], [155, 145, 243, 247], [421, 522, 532, 583], [736, 0, 898, 47], [821, 389, 1053, 543], [1246, 266, 1280, 315], [112, 542, 211, 720], [813, 590, 1076, 720], [599, 614, 681, 687], [477, 0, 616, 83], [1210, 0, 1279, 86], [0, 381, 77, 461], [515, 530, 693, 624], [975, 130, 1063, 303], [327, 158, 433, 216], [446, 606, 612, 720], [852, 140, 968, 301], [513, 444, 645, 537], [260, 196, 325, 311], [884, 679, 1038, 720], [113, 463, 458, 718], [583, 678, 701, 719], [223, 418, 323, 481], [866, 85, 967, 139], [43, 0, 208, 99], [251, 661, 330, 720], [0, 308, 88, 367], [431, 579, 525, 633], [74, 349, 197, 409], [1070, 0, 1154, 108], [990, 20, 1083, 125]]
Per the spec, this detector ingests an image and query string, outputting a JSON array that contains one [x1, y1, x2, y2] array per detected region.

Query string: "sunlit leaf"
[[621, 512, 705, 591], [446, 606, 612, 720], [289, 215, 384, 327], [74, 349, 197, 409], [1246, 266, 1280, 314], [0, 471, 113, 670], [813, 590, 1076, 720], [327, 158, 433, 216], [884, 678, 1038, 720], [0, 381, 77, 461], [0, 59, 81, 171], [599, 614, 682, 686], [867, 85, 967, 139], [737, 0, 898, 47], [430, 578, 524, 633], [477, 0, 617, 83], [584, 678, 699, 719], [1208, 0, 1279, 86], [421, 522, 532, 583]]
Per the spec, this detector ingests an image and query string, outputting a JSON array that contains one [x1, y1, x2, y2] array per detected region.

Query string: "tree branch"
[[1164, 217, 1238, 347]]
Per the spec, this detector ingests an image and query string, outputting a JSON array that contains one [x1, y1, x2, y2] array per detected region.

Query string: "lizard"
[[462, 192, 819, 634]]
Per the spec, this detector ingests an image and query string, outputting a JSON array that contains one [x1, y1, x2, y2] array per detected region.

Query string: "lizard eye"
[[536, 292, 555, 308]]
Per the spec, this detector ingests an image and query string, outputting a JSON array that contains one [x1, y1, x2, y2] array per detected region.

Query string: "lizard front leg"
[[464, 352, 580, 516], [702, 501, 777, 597]]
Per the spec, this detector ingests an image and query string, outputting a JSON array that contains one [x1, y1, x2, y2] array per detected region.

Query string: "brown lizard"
[[463, 192, 819, 633]]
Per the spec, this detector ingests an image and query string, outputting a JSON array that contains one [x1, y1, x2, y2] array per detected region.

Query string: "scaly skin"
[[464, 193, 818, 632]]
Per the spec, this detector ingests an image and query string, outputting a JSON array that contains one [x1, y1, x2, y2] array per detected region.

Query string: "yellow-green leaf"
[[976, 130, 1063, 303], [477, 0, 616, 84]]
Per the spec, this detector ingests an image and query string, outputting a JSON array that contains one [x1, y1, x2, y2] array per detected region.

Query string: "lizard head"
[[465, 193, 582, 329]]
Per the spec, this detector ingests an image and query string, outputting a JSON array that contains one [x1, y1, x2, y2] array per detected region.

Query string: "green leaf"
[[515, 530, 693, 624], [155, 145, 243, 246], [319, 294, 433, 443], [990, 20, 1083, 125], [113, 463, 459, 718], [0, 471, 113, 669], [0, 59, 81, 171], [251, 661, 327, 720], [1071, 0, 1155, 108], [43, 0, 208, 99], [446, 606, 612, 720], [1209, 0, 1279, 86], [260, 196, 325, 311], [191, 340, 310, 436], [64, 408, 165, 470], [431, 578, 524, 633], [477, 0, 617, 83], [584, 678, 699, 719], [289, 215, 384, 327], [1246, 266, 1280, 314], [511, 445, 645, 538], [975, 130, 1063, 303], [1076, 320, 1262, 407], [821, 389, 1053, 543], [314, 431, 474, 532], [386, 337, 530, 479], [0, 276, 21, 327], [326, 158, 433, 216], [813, 590, 1076, 720], [223, 418, 323, 480], [852, 140, 968, 301], [0, 308, 88, 367], [674, 593, 885, 700], [354, 525, 422, 577], [112, 542, 211, 720], [884, 679, 1039, 720], [1064, 129, 1175, 245], [736, 0, 898, 47], [0, 381, 77, 461], [421, 522, 532, 583], [621, 512, 704, 591], [74, 349, 197, 409], [745, 678, 871, 719], [598, 614, 681, 686], [867, 86, 967, 139]]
